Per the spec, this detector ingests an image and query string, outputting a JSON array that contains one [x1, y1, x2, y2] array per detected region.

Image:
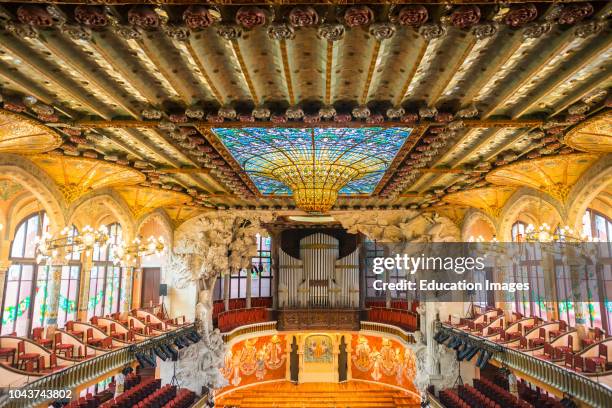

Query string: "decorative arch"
[[461, 209, 497, 242], [136, 209, 174, 246], [0, 153, 66, 234], [68, 189, 135, 241], [498, 187, 564, 241], [566, 155, 612, 232]]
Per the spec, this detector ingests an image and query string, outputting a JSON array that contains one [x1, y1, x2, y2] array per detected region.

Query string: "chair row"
[[132, 384, 177, 408], [212, 297, 273, 318], [217, 307, 269, 332], [161, 389, 196, 408], [367, 307, 418, 332], [101, 378, 162, 408]]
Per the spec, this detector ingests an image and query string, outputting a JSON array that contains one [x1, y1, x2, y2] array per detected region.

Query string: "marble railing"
[[1, 324, 196, 408], [438, 323, 612, 407]]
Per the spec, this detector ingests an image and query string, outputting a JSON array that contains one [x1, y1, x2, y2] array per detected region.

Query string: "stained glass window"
[[1, 211, 48, 336], [212, 127, 411, 195], [89, 223, 126, 318]]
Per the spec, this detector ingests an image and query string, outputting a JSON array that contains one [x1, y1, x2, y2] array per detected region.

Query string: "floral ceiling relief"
[[220, 335, 287, 388], [0, 179, 24, 201]]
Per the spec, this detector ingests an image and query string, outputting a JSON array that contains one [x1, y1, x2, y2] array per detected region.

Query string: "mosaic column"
[[78, 254, 94, 321], [566, 245, 587, 339], [541, 250, 558, 321], [44, 263, 63, 332], [122, 266, 134, 313]]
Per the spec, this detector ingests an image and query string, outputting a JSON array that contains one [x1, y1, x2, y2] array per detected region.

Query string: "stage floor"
[[215, 380, 420, 408]]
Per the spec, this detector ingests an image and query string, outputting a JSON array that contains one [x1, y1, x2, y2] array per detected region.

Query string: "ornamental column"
[[78, 253, 94, 321], [44, 262, 63, 333], [269, 228, 281, 309], [246, 269, 252, 309], [223, 273, 230, 311], [122, 266, 134, 313], [541, 249, 558, 321]]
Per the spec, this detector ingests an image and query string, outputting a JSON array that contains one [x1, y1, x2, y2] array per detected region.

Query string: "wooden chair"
[[0, 344, 16, 366], [54, 332, 73, 358], [16, 341, 40, 370], [32, 327, 53, 348], [86, 328, 104, 347]]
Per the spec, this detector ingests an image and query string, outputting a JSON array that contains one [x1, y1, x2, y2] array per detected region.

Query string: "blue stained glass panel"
[[212, 127, 412, 195]]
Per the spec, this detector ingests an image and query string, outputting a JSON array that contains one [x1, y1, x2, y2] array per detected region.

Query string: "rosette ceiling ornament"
[[213, 128, 411, 213]]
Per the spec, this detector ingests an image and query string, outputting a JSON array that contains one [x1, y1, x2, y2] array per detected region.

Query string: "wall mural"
[[304, 334, 333, 363], [351, 335, 417, 391], [220, 335, 286, 388]]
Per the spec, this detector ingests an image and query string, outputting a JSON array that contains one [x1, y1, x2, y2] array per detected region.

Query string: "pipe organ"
[[278, 233, 359, 309]]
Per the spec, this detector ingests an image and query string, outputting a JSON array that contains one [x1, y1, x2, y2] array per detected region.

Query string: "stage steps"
[[217, 381, 419, 408]]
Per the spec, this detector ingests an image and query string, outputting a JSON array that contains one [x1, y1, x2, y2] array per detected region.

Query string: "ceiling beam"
[[511, 38, 611, 118], [428, 35, 477, 107], [70, 118, 543, 129], [279, 39, 296, 106], [184, 40, 225, 106], [394, 40, 429, 107], [0, 36, 114, 118], [324, 40, 334, 106], [229, 39, 260, 106]]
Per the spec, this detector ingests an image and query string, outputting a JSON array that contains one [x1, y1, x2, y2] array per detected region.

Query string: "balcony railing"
[[1, 324, 196, 408], [438, 323, 612, 407], [360, 321, 416, 344], [221, 321, 278, 343]]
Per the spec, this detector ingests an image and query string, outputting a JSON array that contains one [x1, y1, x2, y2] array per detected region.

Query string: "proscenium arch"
[[68, 189, 135, 241], [498, 187, 564, 242], [566, 154, 612, 232], [0, 153, 67, 234]]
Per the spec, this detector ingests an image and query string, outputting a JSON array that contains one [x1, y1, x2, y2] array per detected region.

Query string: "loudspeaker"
[[159, 284, 168, 296]]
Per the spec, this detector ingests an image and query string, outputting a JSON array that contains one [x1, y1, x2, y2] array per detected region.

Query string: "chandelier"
[[112, 236, 166, 266], [213, 127, 412, 213], [272, 163, 361, 213], [35, 225, 110, 264], [524, 223, 599, 243]]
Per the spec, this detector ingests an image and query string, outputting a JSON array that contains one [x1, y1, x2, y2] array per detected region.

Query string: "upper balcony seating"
[[217, 307, 269, 332], [212, 297, 273, 319], [367, 307, 418, 332], [548, 320, 568, 339]]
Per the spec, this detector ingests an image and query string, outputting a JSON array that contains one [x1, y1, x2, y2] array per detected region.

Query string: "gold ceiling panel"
[[115, 186, 193, 219], [564, 112, 612, 154], [485, 153, 599, 203], [0, 110, 62, 154], [164, 204, 209, 228], [443, 187, 516, 218], [30, 154, 146, 203]]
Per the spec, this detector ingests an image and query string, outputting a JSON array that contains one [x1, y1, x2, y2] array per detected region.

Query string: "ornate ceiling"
[[0, 1, 610, 214]]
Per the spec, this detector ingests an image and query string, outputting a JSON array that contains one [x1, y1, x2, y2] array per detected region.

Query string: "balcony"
[[0, 323, 196, 408], [436, 323, 612, 408]]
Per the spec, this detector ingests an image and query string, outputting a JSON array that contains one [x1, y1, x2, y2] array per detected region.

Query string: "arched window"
[[213, 234, 273, 301], [57, 225, 81, 328], [88, 223, 124, 318], [579, 209, 611, 331], [1, 211, 49, 336], [511, 221, 546, 319]]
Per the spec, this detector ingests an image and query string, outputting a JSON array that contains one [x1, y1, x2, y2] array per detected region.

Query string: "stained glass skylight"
[[213, 127, 412, 195]]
